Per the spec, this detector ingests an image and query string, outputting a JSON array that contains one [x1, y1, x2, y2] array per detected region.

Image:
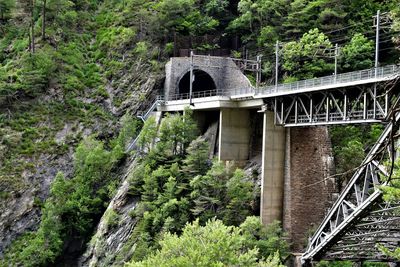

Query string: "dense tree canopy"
[[127, 218, 286, 267]]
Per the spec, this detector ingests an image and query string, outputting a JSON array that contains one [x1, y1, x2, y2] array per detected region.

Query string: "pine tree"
[[0, 0, 14, 22]]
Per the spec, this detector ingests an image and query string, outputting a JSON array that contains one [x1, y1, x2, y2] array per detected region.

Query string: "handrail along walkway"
[[160, 64, 400, 102]]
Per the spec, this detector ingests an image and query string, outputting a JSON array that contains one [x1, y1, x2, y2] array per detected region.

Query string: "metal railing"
[[256, 65, 399, 96], [137, 99, 162, 121], [164, 89, 229, 101], [127, 99, 162, 152], [160, 64, 399, 102]]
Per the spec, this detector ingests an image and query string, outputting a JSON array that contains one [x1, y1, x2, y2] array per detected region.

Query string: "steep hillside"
[[0, 0, 165, 263], [0, 0, 399, 266]]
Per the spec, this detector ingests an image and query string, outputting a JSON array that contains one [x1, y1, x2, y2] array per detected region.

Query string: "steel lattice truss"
[[302, 107, 400, 264], [272, 84, 390, 126], [324, 202, 400, 261]]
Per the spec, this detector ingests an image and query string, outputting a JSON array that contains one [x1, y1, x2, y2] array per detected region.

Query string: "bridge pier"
[[260, 111, 286, 224], [218, 108, 251, 163]]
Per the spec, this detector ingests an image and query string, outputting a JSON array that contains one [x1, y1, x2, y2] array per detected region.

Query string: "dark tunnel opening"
[[178, 70, 216, 95]]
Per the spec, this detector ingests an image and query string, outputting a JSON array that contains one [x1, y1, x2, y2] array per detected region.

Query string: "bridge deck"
[[158, 64, 399, 126], [161, 64, 399, 104], [255, 65, 398, 98]]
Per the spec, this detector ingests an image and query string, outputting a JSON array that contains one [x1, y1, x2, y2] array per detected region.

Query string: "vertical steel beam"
[[310, 97, 313, 123], [385, 93, 389, 117], [373, 84, 377, 119], [326, 96, 329, 122], [363, 92, 367, 119]]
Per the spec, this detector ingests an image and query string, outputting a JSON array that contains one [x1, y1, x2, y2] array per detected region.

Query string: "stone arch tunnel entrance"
[[178, 70, 216, 95]]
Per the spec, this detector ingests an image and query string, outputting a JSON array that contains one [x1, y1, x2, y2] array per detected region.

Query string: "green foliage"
[[204, 0, 229, 18], [157, 108, 198, 157], [330, 124, 383, 189], [190, 161, 231, 222], [1, 0, 399, 265], [190, 161, 259, 225], [377, 243, 400, 261], [283, 28, 333, 80], [154, 0, 219, 36], [2, 136, 125, 265], [104, 208, 120, 229], [316, 261, 352, 267], [391, 6, 400, 53], [284, 0, 346, 37], [127, 219, 286, 267], [240, 217, 289, 260], [0, 0, 14, 21], [113, 114, 141, 150], [229, 0, 287, 45], [260, 251, 286, 267], [97, 26, 136, 51], [381, 156, 400, 204], [137, 116, 158, 152], [224, 169, 255, 225], [334, 139, 364, 180], [18, 47, 56, 96], [123, 110, 267, 264], [340, 33, 374, 71], [134, 41, 149, 57], [181, 137, 210, 177]]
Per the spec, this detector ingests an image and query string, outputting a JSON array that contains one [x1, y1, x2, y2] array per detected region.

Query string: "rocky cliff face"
[[80, 158, 140, 267], [0, 151, 74, 256], [0, 63, 162, 258]]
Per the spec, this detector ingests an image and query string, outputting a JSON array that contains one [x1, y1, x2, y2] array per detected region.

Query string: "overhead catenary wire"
[[246, 12, 397, 59], [247, 30, 399, 61]]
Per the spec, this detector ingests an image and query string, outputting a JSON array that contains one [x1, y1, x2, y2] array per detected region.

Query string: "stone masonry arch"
[[164, 56, 252, 99]]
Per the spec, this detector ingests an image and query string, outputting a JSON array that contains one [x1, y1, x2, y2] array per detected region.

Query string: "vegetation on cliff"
[[0, 0, 399, 266]]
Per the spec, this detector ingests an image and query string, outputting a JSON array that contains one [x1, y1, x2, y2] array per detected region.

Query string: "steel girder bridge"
[[301, 107, 400, 264], [154, 62, 400, 263], [257, 65, 400, 264], [162, 64, 400, 126]]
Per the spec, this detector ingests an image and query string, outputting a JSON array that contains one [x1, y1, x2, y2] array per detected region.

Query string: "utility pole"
[[375, 10, 380, 77], [189, 50, 194, 106], [334, 43, 339, 83], [373, 10, 381, 118], [334, 43, 339, 77], [275, 40, 279, 90], [256, 55, 262, 88]]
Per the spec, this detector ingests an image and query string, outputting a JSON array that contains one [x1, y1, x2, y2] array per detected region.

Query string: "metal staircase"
[[126, 98, 163, 152], [137, 98, 163, 122]]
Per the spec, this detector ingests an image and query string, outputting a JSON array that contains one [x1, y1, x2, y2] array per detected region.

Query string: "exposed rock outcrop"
[[80, 158, 140, 267]]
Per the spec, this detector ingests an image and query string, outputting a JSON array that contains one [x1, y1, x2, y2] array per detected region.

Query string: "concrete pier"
[[260, 111, 286, 224], [218, 108, 250, 162]]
